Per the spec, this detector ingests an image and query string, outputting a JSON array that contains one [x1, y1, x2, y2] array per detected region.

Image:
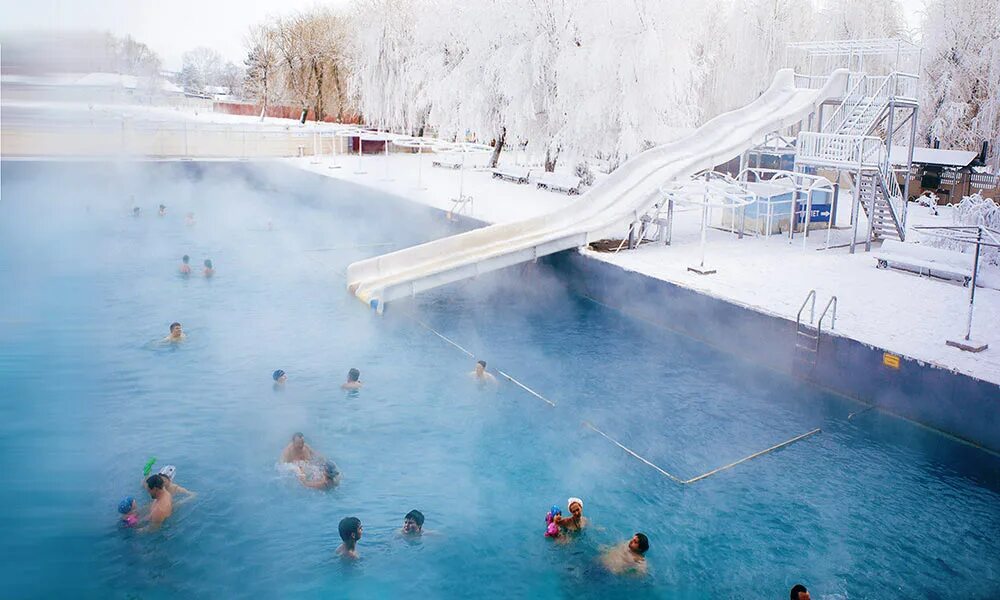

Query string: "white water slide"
[[348, 69, 850, 309]]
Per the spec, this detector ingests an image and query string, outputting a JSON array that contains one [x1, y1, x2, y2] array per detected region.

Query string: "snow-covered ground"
[[285, 151, 1000, 387]]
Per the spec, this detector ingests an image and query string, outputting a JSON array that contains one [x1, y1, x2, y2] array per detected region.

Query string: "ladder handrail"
[[797, 289, 817, 326], [818, 295, 837, 332]]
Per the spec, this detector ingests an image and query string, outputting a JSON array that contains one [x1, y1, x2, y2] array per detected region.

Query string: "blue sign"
[[798, 203, 832, 224]]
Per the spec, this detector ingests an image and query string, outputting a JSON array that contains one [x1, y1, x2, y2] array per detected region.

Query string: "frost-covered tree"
[[244, 24, 284, 118], [181, 46, 224, 94], [919, 0, 1000, 166], [697, 0, 819, 119], [272, 8, 352, 121]]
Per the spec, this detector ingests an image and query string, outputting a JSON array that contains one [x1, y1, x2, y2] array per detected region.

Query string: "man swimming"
[[469, 360, 497, 385], [790, 584, 811, 600], [158, 204, 166, 216], [163, 322, 186, 343], [337, 517, 363, 559], [401, 510, 424, 535], [179, 255, 191, 275], [132, 206, 141, 217], [601, 533, 649, 575], [341, 368, 362, 390], [145, 474, 173, 530], [552, 497, 587, 533], [150, 465, 196, 502], [280, 433, 341, 489], [203, 259, 215, 278]]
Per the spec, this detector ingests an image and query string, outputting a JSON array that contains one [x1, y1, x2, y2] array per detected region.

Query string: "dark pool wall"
[[546, 251, 1000, 453]]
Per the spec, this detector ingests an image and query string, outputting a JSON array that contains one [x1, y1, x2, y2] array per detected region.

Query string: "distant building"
[[891, 145, 999, 203]]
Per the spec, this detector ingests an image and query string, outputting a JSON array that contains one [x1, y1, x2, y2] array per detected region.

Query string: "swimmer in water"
[[273, 369, 287, 389], [790, 584, 811, 600], [401, 510, 424, 535], [144, 465, 196, 503], [341, 368, 362, 390], [179, 255, 191, 275], [470, 360, 498, 385], [280, 433, 340, 489], [552, 497, 587, 535], [337, 517, 363, 560], [145, 474, 173, 530], [132, 206, 141, 217], [601, 533, 649, 575], [203, 259, 215, 278], [158, 204, 166, 217], [118, 496, 139, 528], [163, 322, 186, 343], [185, 212, 196, 226]]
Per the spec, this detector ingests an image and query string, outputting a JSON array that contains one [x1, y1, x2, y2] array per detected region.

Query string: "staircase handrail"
[[875, 162, 906, 240], [822, 73, 867, 134]]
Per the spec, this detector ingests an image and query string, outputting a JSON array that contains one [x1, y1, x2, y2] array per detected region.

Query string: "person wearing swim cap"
[[145, 474, 173, 530], [553, 497, 587, 534], [341, 368, 362, 390], [118, 496, 139, 528], [273, 369, 287, 390], [469, 360, 497, 385], [601, 532, 649, 575], [337, 517, 363, 559], [179, 255, 191, 275], [402, 510, 424, 535], [163, 322, 185, 343]]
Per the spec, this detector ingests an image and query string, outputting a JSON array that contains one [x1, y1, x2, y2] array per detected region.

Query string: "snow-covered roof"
[[889, 147, 979, 168], [160, 80, 184, 94]]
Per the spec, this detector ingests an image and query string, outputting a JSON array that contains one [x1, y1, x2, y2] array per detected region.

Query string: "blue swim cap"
[[550, 505, 561, 516], [118, 496, 134, 514], [272, 369, 285, 381]]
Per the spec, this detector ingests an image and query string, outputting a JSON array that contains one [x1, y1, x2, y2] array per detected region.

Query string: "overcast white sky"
[[1, 0, 925, 72]]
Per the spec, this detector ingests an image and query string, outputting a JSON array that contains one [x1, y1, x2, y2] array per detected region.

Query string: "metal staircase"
[[794, 290, 838, 371], [795, 71, 914, 244]]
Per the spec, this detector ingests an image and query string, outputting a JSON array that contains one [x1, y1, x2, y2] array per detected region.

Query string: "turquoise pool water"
[[1, 161, 999, 598]]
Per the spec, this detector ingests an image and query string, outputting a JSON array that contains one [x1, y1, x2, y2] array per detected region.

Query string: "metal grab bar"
[[797, 289, 817, 326], [819, 295, 837, 332]]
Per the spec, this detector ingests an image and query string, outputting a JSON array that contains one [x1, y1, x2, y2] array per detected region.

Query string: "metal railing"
[[797, 132, 885, 167], [818, 295, 838, 332]]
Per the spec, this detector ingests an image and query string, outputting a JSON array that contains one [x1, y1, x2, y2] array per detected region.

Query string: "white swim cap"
[[158, 465, 176, 479], [568, 497, 583, 510]]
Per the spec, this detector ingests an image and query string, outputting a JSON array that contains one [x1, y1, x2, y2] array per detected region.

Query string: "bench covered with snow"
[[491, 166, 532, 184], [536, 172, 583, 195], [432, 157, 464, 169], [875, 239, 974, 286]]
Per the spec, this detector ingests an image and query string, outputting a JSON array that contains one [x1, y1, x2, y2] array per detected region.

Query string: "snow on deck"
[[285, 152, 1000, 387]]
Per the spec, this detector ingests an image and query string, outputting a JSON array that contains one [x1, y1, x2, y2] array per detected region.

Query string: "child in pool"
[[118, 496, 139, 528]]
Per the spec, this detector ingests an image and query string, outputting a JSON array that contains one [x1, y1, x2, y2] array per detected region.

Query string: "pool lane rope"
[[411, 318, 556, 407], [584, 421, 822, 485], [408, 314, 824, 482]]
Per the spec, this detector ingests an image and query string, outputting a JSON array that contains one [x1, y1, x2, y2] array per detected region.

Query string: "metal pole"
[[417, 144, 424, 189], [965, 227, 983, 341], [666, 198, 674, 245], [458, 151, 466, 200], [355, 134, 366, 174], [850, 166, 862, 254], [905, 106, 918, 229], [700, 192, 708, 267], [382, 136, 393, 181]]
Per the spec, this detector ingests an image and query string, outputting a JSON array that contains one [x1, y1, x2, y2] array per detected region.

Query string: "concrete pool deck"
[[284, 152, 1000, 391]]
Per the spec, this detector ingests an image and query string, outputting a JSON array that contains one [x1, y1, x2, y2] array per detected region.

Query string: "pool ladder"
[[795, 290, 837, 368]]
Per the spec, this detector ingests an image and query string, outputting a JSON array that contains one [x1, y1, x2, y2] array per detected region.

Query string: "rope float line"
[[408, 315, 822, 481], [584, 421, 822, 485], [497, 370, 557, 407], [583, 421, 687, 484]]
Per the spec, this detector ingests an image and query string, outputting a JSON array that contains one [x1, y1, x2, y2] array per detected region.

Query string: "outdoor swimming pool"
[[2, 160, 999, 598]]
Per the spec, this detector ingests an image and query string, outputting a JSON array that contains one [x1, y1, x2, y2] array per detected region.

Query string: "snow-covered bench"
[[536, 173, 583, 195], [432, 157, 464, 169], [875, 239, 974, 286], [491, 166, 532, 184]]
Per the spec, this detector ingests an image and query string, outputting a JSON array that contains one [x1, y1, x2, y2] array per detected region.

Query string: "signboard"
[[882, 352, 900, 369], [798, 203, 832, 224]]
